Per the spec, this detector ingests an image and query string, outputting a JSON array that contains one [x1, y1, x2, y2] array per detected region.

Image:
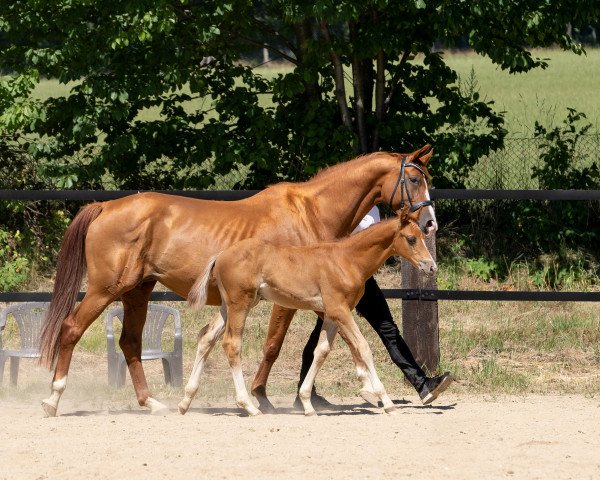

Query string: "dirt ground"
[[1, 391, 599, 480]]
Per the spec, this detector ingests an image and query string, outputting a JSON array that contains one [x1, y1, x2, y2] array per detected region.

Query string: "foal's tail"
[[39, 203, 103, 369], [188, 253, 221, 310]]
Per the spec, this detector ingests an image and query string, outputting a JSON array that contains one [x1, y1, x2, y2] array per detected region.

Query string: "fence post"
[[400, 232, 439, 373]]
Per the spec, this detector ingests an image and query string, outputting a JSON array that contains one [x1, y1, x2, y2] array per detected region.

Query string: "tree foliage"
[[0, 1, 598, 191]]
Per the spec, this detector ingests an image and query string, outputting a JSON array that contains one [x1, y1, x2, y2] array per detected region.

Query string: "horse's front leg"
[[251, 304, 297, 413]]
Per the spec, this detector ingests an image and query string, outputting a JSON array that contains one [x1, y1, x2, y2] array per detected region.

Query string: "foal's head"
[[393, 218, 437, 276], [380, 144, 438, 237]]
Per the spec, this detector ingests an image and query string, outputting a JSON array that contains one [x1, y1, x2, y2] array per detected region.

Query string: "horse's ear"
[[419, 148, 433, 166], [409, 144, 432, 165]]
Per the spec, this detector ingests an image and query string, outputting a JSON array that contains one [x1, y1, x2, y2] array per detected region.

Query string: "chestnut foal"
[[180, 216, 436, 416]]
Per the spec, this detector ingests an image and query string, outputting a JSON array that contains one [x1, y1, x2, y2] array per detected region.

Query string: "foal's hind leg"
[[119, 281, 168, 414], [42, 289, 116, 417], [251, 304, 297, 412], [298, 319, 338, 416], [178, 305, 227, 414], [223, 304, 260, 417]]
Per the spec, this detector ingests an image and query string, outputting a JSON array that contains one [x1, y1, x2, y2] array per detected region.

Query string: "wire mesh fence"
[[466, 134, 600, 189], [208, 134, 600, 190]]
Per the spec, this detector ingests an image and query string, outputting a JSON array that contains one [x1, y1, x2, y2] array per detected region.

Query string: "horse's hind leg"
[[298, 319, 338, 416], [42, 289, 116, 417], [119, 281, 168, 414], [178, 305, 227, 414], [251, 304, 297, 413]]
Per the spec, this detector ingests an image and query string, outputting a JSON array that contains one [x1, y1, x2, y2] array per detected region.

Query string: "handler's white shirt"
[[352, 206, 380, 234]]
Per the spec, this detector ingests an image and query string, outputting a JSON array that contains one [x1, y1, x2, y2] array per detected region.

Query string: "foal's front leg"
[[178, 305, 227, 414], [335, 311, 396, 413]]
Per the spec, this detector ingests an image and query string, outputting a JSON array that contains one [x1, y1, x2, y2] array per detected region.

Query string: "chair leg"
[[172, 355, 183, 387], [107, 352, 119, 386], [0, 356, 6, 386], [117, 356, 127, 388], [161, 358, 172, 385], [9, 357, 20, 386]]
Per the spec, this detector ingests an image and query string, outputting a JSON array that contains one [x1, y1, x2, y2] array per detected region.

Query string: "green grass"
[[442, 49, 600, 135]]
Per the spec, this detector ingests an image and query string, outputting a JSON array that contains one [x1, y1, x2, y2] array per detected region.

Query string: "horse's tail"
[[39, 203, 103, 368], [188, 253, 221, 310]]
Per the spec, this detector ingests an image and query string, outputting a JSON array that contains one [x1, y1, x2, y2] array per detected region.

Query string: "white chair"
[[106, 304, 183, 387], [0, 302, 48, 385]]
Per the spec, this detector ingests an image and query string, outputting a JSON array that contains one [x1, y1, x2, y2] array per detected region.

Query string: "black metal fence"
[[1, 188, 599, 303]]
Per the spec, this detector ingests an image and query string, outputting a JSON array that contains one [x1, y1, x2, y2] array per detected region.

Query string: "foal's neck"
[[343, 219, 399, 281]]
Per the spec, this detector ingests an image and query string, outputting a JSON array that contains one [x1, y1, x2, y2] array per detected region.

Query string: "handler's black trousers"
[[298, 276, 427, 392]]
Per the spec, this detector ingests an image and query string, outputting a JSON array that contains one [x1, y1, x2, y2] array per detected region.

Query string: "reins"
[[389, 155, 433, 213]]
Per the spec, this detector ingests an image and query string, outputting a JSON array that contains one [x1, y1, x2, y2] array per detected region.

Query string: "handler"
[[296, 206, 452, 407]]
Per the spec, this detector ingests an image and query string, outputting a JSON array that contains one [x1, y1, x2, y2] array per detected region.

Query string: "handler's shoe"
[[418, 372, 453, 405]]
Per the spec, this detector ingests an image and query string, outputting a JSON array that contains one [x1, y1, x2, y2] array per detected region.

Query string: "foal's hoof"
[[145, 397, 170, 415], [178, 402, 189, 415], [304, 409, 317, 417], [383, 404, 398, 414], [41, 400, 57, 417], [359, 389, 379, 407]]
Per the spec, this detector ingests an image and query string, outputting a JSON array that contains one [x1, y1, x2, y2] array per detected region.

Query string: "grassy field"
[[33, 48, 600, 137]]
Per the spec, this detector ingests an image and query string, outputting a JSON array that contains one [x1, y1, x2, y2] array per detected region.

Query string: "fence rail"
[[1, 188, 598, 304], [2, 189, 600, 201]]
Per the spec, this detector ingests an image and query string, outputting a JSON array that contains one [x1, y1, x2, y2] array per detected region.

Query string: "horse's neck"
[[300, 155, 394, 237], [342, 220, 398, 280]]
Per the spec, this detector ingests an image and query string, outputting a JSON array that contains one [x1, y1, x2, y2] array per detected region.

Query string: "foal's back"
[[215, 237, 362, 312]]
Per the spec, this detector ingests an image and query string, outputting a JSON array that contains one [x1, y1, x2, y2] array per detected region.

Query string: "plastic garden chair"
[[106, 304, 183, 387], [0, 302, 49, 386]]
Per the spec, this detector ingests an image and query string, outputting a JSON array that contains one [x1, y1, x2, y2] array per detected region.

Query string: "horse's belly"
[[258, 283, 324, 312]]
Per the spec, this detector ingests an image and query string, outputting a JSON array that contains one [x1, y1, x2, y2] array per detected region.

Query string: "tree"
[[0, 0, 598, 189]]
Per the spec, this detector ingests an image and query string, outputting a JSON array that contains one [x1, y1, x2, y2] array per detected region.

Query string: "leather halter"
[[389, 155, 433, 213]]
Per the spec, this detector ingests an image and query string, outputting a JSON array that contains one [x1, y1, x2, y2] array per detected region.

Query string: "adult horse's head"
[[380, 144, 437, 236]]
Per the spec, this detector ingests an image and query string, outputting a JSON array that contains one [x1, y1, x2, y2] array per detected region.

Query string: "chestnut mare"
[[180, 216, 436, 416], [39, 145, 436, 416]]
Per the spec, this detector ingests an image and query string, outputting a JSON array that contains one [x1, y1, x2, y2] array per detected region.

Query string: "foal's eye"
[[407, 236, 417, 246]]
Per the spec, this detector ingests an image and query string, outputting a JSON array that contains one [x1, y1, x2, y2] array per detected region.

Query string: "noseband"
[[389, 155, 433, 213]]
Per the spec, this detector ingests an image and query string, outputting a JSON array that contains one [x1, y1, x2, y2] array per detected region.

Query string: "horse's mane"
[[308, 151, 403, 183]]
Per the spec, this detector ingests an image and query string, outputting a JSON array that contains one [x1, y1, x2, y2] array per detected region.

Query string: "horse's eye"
[[407, 236, 417, 246], [409, 176, 419, 184]]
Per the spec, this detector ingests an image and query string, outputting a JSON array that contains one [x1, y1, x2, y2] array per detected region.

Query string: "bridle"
[[389, 155, 433, 213]]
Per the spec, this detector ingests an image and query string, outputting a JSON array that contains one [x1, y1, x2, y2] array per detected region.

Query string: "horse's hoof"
[[248, 408, 262, 417], [359, 389, 379, 407], [41, 400, 57, 417], [383, 404, 397, 414], [304, 409, 317, 417]]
